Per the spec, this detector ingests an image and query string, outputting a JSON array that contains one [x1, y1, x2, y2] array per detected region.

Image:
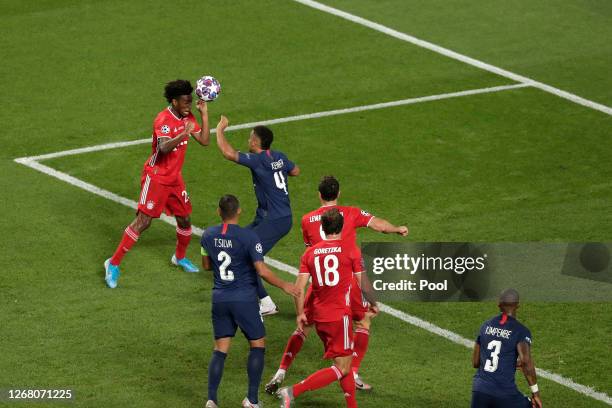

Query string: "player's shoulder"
[[155, 107, 173, 121], [302, 207, 322, 221]]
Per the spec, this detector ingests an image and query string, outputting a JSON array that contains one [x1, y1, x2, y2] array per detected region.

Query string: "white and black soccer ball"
[[195, 75, 221, 102]]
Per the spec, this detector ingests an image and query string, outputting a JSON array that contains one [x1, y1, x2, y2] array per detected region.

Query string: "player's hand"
[[196, 99, 208, 115], [296, 313, 308, 330], [397, 226, 409, 236], [531, 393, 542, 408], [217, 115, 229, 131], [368, 304, 380, 317], [184, 120, 195, 135]]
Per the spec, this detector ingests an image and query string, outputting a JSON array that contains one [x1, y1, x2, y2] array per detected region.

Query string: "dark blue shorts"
[[212, 301, 265, 340], [471, 391, 531, 408], [246, 215, 292, 255]]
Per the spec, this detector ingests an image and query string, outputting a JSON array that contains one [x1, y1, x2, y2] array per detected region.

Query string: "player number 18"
[[314, 255, 340, 287]]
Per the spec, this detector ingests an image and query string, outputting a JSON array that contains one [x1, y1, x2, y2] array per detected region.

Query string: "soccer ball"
[[195, 76, 221, 102]]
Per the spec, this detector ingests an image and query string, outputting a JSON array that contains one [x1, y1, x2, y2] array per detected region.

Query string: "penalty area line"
[[15, 83, 528, 163]]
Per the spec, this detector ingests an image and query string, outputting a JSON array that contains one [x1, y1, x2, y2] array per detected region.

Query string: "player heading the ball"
[[201, 194, 299, 408], [104, 79, 210, 288]]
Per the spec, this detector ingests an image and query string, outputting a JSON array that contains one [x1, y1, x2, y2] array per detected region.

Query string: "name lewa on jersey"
[[308, 211, 345, 223], [313, 246, 342, 255], [214, 238, 233, 248], [485, 326, 512, 339]]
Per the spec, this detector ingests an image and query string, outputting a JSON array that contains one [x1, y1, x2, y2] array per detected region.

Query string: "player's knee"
[[336, 362, 352, 377], [133, 213, 152, 233], [176, 215, 191, 229]]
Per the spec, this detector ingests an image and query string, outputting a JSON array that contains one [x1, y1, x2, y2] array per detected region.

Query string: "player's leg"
[[206, 302, 237, 407], [352, 308, 375, 391], [470, 391, 493, 408], [265, 286, 315, 394], [166, 181, 199, 273], [233, 301, 266, 407], [104, 174, 162, 288]]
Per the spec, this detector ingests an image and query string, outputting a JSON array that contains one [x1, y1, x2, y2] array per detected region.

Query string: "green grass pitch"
[[1, 1, 611, 407]]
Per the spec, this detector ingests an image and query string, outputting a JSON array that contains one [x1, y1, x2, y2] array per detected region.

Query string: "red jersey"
[[143, 107, 201, 185], [301, 205, 374, 247], [299, 239, 363, 322]]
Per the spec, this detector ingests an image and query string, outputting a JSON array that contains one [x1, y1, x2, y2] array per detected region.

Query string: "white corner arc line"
[[291, 0, 612, 116], [13, 158, 612, 406], [15, 83, 527, 163]]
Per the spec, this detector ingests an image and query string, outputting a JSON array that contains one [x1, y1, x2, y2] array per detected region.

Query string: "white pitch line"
[[291, 0, 612, 117], [19, 83, 528, 162], [13, 157, 612, 405]]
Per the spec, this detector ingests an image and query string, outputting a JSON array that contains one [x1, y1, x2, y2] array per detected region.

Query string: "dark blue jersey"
[[200, 223, 265, 303], [473, 314, 532, 398], [237, 150, 295, 220]]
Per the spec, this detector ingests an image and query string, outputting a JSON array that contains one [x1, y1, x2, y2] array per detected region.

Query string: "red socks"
[[280, 330, 306, 370], [293, 366, 342, 397], [110, 226, 139, 265], [340, 373, 358, 408], [175, 226, 192, 259], [352, 328, 369, 373]]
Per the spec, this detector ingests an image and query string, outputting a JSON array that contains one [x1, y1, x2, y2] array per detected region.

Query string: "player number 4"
[[217, 251, 234, 281], [273, 171, 288, 195], [484, 340, 502, 372], [314, 255, 340, 287]]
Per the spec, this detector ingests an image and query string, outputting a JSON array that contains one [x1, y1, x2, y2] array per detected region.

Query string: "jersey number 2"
[[314, 255, 340, 287], [217, 251, 234, 281], [484, 340, 502, 372]]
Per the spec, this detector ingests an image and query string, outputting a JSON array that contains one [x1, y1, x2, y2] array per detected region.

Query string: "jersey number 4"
[[273, 171, 288, 195], [484, 340, 502, 372], [217, 251, 234, 281], [314, 255, 340, 287]]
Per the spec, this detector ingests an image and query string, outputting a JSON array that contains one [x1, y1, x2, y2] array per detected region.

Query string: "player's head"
[[498, 288, 520, 315], [218, 194, 242, 221], [321, 208, 344, 237], [249, 125, 273, 152], [164, 79, 193, 118], [319, 175, 340, 203]]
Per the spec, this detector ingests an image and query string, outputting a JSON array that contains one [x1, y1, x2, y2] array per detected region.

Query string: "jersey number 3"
[[217, 251, 234, 281], [314, 255, 340, 287], [484, 340, 502, 372]]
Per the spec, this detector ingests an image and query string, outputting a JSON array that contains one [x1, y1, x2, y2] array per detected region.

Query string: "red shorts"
[[137, 173, 192, 218], [304, 276, 369, 323], [315, 315, 353, 359]]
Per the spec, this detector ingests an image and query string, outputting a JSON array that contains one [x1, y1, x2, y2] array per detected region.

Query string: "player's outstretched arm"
[[254, 261, 299, 298], [158, 121, 194, 154], [471, 343, 480, 368], [191, 99, 210, 146], [288, 165, 300, 177], [368, 217, 409, 236], [215, 115, 238, 162], [517, 342, 542, 408]]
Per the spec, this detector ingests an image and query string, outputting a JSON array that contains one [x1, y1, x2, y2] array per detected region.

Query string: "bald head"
[[498, 288, 520, 315]]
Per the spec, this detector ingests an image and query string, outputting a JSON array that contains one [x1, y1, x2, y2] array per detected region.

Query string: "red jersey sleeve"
[[351, 207, 374, 228], [301, 216, 312, 247], [299, 249, 311, 274], [350, 246, 364, 274], [153, 115, 173, 139]]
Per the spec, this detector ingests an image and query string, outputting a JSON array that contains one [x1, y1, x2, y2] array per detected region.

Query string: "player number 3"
[[314, 255, 340, 287], [484, 340, 502, 372]]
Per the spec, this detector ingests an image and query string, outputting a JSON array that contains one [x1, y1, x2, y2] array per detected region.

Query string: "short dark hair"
[[319, 176, 340, 201], [321, 208, 344, 236], [253, 125, 274, 150], [499, 288, 520, 305], [219, 194, 240, 219], [164, 79, 193, 103]]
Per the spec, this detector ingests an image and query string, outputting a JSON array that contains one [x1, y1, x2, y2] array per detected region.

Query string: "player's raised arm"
[[517, 341, 543, 408], [368, 216, 409, 236], [191, 99, 210, 146], [158, 121, 194, 154], [254, 261, 299, 298], [215, 115, 239, 162]]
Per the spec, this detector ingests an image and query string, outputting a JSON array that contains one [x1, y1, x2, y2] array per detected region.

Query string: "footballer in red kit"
[[267, 175, 408, 393], [277, 208, 362, 408], [103, 79, 210, 288]]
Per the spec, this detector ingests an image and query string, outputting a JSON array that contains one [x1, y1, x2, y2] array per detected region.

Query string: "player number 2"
[[314, 255, 340, 287], [217, 251, 234, 281], [484, 340, 502, 372], [273, 171, 288, 195]]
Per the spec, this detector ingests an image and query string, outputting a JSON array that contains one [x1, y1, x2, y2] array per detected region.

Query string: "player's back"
[[201, 223, 263, 303], [300, 239, 363, 323], [473, 314, 533, 397], [238, 150, 295, 219], [301, 205, 373, 247]]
